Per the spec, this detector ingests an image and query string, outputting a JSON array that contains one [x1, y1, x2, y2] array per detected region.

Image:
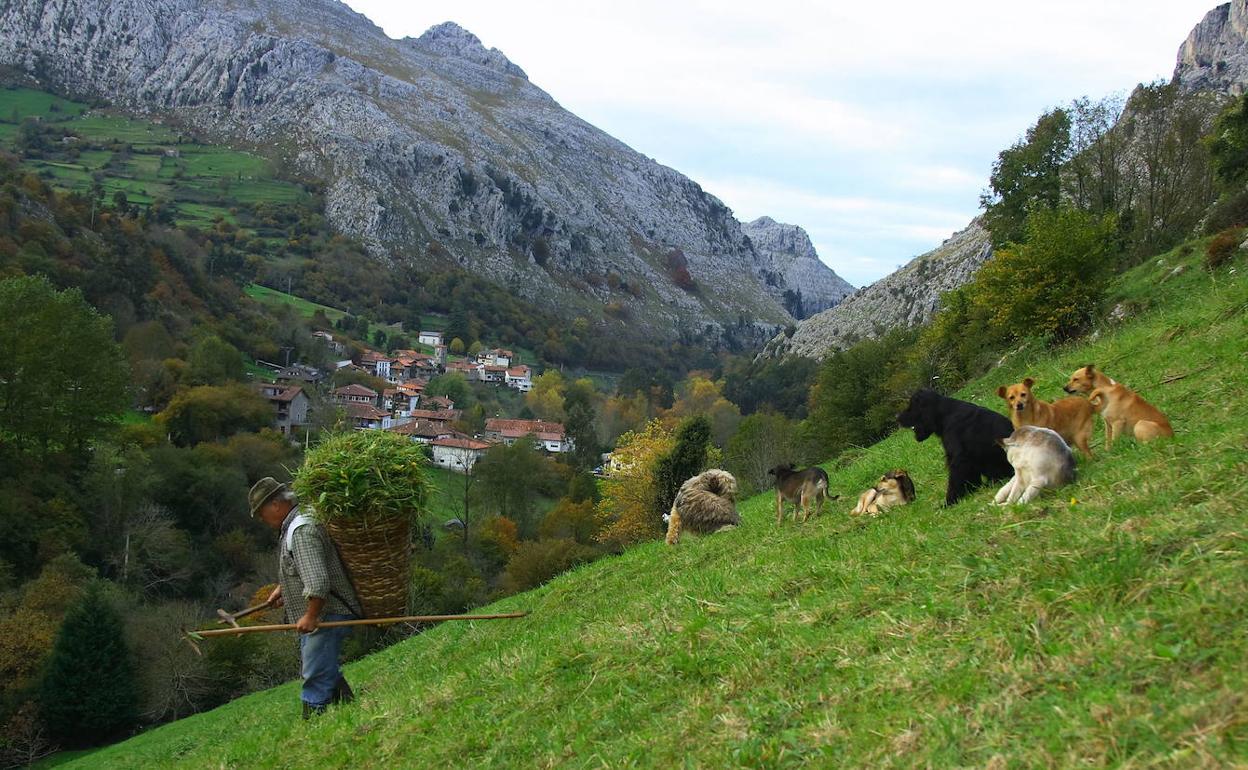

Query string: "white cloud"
[[344, 0, 1217, 283]]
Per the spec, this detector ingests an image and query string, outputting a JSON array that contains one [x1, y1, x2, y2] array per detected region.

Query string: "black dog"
[[897, 389, 1013, 505]]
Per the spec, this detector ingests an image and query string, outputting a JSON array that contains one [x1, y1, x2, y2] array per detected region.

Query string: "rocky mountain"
[[742, 217, 854, 318], [1176, 0, 1248, 94], [761, 220, 992, 360], [0, 0, 849, 342], [763, 1, 1248, 363]]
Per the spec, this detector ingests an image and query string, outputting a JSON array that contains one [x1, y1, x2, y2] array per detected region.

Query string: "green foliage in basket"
[[293, 430, 431, 524]]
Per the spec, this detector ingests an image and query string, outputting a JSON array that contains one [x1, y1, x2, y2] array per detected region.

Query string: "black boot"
[[302, 701, 327, 719], [330, 676, 355, 705]]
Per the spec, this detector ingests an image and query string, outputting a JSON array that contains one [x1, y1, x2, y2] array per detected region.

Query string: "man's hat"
[[248, 477, 287, 519]]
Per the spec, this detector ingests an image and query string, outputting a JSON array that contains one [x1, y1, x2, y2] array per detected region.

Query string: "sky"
[[343, 0, 1218, 287]]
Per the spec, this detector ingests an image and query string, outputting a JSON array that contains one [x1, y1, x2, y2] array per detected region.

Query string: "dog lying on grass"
[[1064, 364, 1174, 449], [997, 377, 1096, 457], [768, 464, 831, 524], [665, 469, 740, 545], [994, 426, 1076, 504], [898, 389, 1014, 505], [851, 470, 916, 516]]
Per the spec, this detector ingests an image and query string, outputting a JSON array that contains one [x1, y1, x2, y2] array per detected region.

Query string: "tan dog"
[[768, 464, 831, 524], [1064, 364, 1174, 449], [997, 378, 1096, 457], [851, 470, 916, 516], [665, 469, 739, 545]]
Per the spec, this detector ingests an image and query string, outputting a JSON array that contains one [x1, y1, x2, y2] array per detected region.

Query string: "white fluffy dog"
[[994, 426, 1076, 505]]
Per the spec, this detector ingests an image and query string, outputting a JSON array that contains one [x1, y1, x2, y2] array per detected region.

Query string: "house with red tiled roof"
[[445, 360, 480, 381], [358, 350, 393, 381], [424, 395, 455, 411], [256, 383, 310, 436], [483, 418, 572, 453], [476, 348, 515, 368], [480, 364, 507, 384], [408, 408, 462, 425], [431, 434, 490, 472], [387, 419, 451, 444], [332, 384, 378, 406], [505, 365, 532, 393], [343, 402, 392, 431]]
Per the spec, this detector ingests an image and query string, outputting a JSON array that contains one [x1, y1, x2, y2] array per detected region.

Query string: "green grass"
[[67, 114, 179, 146], [0, 87, 87, 122], [0, 87, 309, 239], [245, 283, 347, 324], [66, 250, 1248, 767]]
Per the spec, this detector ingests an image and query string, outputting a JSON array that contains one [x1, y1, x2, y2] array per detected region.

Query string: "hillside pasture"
[[67, 243, 1248, 767]]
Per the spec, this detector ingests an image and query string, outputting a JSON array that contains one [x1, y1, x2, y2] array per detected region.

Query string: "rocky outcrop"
[[742, 217, 854, 318], [0, 0, 803, 341], [1175, 1, 1248, 95], [762, 220, 992, 360]]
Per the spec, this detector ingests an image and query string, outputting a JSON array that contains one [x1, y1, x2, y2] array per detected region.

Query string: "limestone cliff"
[[0, 0, 815, 341], [742, 217, 854, 318]]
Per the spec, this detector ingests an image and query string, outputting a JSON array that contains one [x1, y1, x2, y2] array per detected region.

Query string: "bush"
[[502, 539, 600, 594], [1203, 188, 1248, 234], [155, 384, 272, 446], [1204, 228, 1244, 270]]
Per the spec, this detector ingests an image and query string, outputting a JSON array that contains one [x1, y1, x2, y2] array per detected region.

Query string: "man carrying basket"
[[250, 477, 363, 718]]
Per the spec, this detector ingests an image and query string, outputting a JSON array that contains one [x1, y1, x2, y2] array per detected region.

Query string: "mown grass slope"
[[73, 246, 1247, 768], [0, 87, 308, 231]]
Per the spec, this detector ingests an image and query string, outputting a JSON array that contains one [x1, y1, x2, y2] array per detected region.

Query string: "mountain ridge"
[[0, 0, 851, 343]]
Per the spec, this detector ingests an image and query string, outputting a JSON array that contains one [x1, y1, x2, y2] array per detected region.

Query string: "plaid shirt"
[[279, 507, 362, 622]]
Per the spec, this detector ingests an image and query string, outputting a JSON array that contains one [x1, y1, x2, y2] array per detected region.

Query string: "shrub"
[[1203, 188, 1248, 234], [595, 420, 674, 546], [502, 538, 599, 594], [1204, 228, 1244, 270]]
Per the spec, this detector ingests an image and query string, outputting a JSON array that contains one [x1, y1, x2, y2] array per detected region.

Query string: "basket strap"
[[287, 513, 366, 619]]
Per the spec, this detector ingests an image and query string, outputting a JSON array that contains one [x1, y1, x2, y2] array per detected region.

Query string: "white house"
[[332, 384, 378, 406], [418, 330, 443, 347], [344, 402, 392, 431], [505, 365, 533, 393], [431, 435, 490, 472], [359, 351, 393, 381], [483, 418, 573, 454]]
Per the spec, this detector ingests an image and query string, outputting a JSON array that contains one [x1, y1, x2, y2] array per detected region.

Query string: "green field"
[[245, 283, 348, 324], [0, 87, 309, 232], [64, 241, 1248, 767]]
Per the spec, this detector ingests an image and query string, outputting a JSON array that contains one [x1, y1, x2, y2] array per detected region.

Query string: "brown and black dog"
[[851, 470, 916, 516], [1064, 364, 1174, 449], [768, 464, 831, 524], [997, 378, 1096, 457]]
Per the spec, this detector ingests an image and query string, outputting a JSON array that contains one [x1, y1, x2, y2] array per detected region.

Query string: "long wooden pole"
[[186, 611, 527, 640]]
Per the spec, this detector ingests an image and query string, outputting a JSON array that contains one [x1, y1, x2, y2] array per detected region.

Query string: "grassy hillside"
[[70, 244, 1247, 767], [0, 86, 308, 231]]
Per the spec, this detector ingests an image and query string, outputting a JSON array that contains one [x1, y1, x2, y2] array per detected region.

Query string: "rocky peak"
[[761, 219, 992, 360], [742, 217, 854, 318], [409, 21, 527, 79], [1175, 1, 1248, 94]]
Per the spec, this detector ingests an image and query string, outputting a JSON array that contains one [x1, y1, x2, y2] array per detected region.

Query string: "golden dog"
[[1064, 365, 1174, 449], [851, 470, 916, 516], [997, 377, 1096, 457]]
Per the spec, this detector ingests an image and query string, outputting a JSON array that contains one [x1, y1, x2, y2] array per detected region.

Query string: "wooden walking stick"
[[184, 611, 528, 654]]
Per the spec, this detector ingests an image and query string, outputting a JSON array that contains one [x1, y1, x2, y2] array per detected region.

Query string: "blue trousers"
[[298, 613, 353, 707]]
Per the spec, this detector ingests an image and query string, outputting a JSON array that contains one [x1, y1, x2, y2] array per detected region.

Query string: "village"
[[252, 329, 572, 473]]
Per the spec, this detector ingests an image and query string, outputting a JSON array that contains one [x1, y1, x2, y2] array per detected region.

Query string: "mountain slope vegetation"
[[71, 242, 1248, 767]]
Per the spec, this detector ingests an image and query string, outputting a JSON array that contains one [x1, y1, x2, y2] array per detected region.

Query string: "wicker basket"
[[326, 516, 411, 620]]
